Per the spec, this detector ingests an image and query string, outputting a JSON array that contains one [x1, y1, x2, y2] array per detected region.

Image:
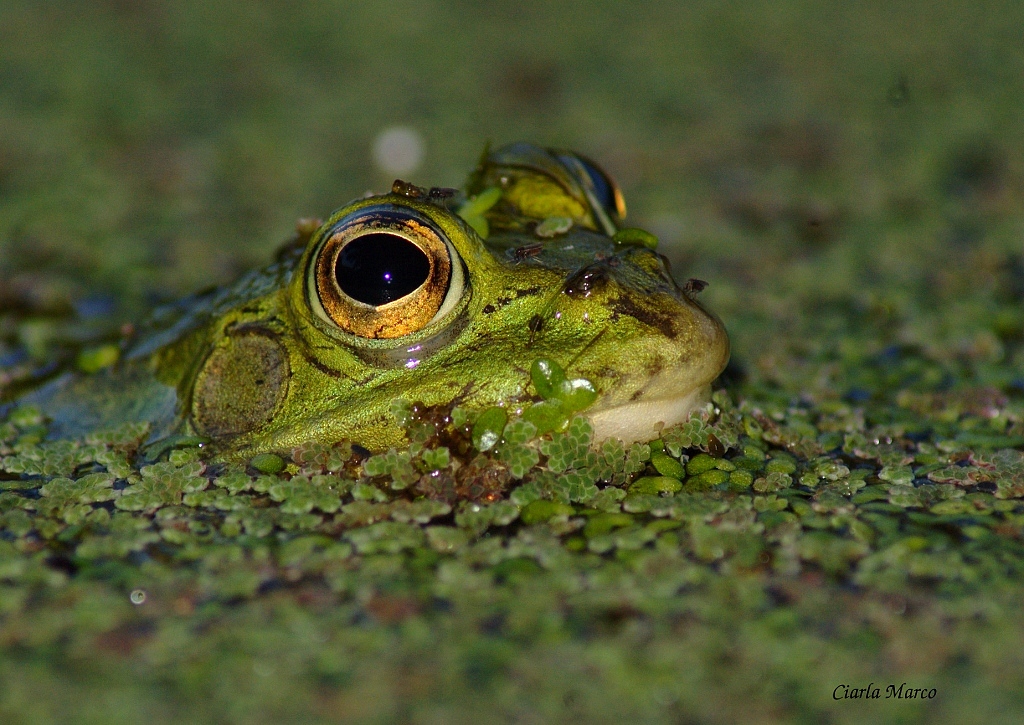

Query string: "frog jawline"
[[585, 385, 710, 445]]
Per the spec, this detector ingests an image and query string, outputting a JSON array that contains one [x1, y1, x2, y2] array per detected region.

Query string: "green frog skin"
[[19, 143, 730, 457]]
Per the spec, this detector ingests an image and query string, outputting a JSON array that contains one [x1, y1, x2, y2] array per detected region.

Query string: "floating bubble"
[[130, 589, 147, 605], [372, 126, 424, 176]]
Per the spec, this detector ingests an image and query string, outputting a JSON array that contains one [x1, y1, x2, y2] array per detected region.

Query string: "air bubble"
[[372, 126, 424, 176]]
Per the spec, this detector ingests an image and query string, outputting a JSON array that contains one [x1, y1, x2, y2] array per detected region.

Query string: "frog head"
[[182, 143, 728, 453], [25, 143, 729, 456]]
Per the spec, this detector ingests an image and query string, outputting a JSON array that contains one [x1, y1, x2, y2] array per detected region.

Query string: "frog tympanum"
[[16, 143, 729, 457]]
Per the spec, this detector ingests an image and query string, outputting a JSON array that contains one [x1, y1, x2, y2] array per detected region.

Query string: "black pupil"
[[335, 233, 431, 305]]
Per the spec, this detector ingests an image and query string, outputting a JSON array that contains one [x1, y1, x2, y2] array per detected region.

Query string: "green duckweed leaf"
[[650, 452, 685, 479], [663, 417, 710, 457], [530, 358, 566, 400], [522, 400, 568, 435], [363, 448, 418, 489], [421, 447, 450, 471], [84, 421, 150, 448], [612, 227, 658, 249], [457, 186, 502, 240], [472, 407, 508, 452], [563, 470, 599, 502], [214, 470, 253, 494], [588, 486, 627, 512], [539, 416, 592, 473], [250, 453, 285, 474], [534, 216, 573, 238], [520, 499, 574, 525], [390, 499, 452, 524], [629, 476, 683, 495], [116, 460, 207, 512], [753, 471, 792, 493], [347, 522, 426, 555], [268, 475, 343, 514], [557, 378, 598, 412]]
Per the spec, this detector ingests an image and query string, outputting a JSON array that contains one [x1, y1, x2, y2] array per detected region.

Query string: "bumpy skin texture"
[[24, 143, 730, 457]]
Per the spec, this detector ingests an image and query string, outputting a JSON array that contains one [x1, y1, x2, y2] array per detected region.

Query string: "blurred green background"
[[4, 2, 1024, 723], [3, 0, 1022, 300]]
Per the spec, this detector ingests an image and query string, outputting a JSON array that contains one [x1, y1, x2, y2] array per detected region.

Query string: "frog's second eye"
[[311, 207, 465, 339], [556, 152, 627, 224]]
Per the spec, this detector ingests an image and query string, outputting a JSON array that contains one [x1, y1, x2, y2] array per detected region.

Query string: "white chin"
[[585, 385, 711, 444]]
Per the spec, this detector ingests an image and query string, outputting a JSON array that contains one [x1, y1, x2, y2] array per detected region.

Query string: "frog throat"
[[586, 384, 711, 444]]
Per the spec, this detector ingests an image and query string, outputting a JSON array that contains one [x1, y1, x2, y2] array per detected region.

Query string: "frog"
[[8, 142, 730, 457]]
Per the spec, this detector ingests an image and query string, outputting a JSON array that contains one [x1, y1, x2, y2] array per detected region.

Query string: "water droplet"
[[130, 589, 147, 605]]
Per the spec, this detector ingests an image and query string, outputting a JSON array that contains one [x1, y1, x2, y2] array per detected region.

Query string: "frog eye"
[[555, 151, 627, 224], [311, 206, 466, 339]]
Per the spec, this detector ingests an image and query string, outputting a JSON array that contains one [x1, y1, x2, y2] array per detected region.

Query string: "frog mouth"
[[585, 384, 711, 444], [566, 295, 729, 444]]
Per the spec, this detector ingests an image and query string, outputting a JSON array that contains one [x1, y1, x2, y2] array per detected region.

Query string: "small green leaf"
[[421, 447, 450, 471], [459, 186, 502, 216], [729, 470, 755, 489], [628, 476, 682, 495], [361, 448, 418, 489], [390, 399, 414, 427], [650, 452, 685, 480], [450, 407, 469, 428], [534, 216, 573, 238], [472, 407, 508, 452], [687, 469, 729, 490], [522, 400, 568, 435], [390, 499, 451, 524], [457, 186, 502, 239], [531, 358, 598, 411], [531, 358, 566, 400], [686, 453, 718, 476], [268, 475, 342, 514], [250, 453, 284, 474], [425, 526, 469, 553], [556, 378, 598, 412], [584, 512, 634, 538], [612, 227, 658, 249], [564, 471, 599, 502], [502, 419, 538, 445], [510, 481, 544, 507], [346, 522, 425, 555], [498, 440, 540, 479], [589, 487, 627, 512]]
